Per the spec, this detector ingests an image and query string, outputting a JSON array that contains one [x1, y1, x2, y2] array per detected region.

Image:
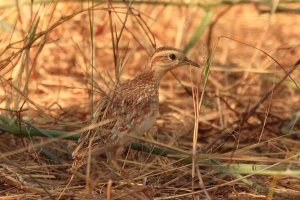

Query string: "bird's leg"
[[147, 125, 158, 137], [106, 145, 129, 180]]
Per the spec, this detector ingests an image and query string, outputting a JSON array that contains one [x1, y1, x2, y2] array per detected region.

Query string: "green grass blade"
[[184, 9, 213, 53]]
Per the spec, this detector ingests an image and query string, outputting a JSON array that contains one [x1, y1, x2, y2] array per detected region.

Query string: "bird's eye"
[[169, 53, 176, 60]]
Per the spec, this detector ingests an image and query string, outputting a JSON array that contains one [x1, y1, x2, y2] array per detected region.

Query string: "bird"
[[72, 46, 200, 172]]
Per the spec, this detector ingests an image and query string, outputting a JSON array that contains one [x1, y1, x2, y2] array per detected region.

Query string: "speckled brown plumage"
[[72, 47, 199, 170]]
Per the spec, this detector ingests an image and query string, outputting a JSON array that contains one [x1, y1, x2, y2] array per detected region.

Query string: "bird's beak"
[[184, 57, 200, 68]]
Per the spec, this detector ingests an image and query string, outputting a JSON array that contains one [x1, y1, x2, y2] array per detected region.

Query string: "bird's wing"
[[72, 96, 117, 168], [72, 80, 158, 169]]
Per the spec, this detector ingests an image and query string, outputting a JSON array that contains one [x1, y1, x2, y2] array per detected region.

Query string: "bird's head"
[[149, 47, 200, 80]]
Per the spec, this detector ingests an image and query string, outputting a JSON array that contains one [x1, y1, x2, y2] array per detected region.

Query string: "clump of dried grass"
[[0, 1, 300, 199]]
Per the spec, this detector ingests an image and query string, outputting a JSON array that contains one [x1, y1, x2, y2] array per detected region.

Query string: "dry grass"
[[0, 1, 300, 199]]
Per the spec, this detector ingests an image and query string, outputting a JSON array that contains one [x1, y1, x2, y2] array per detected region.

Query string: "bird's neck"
[[148, 63, 170, 83], [134, 69, 160, 87]]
